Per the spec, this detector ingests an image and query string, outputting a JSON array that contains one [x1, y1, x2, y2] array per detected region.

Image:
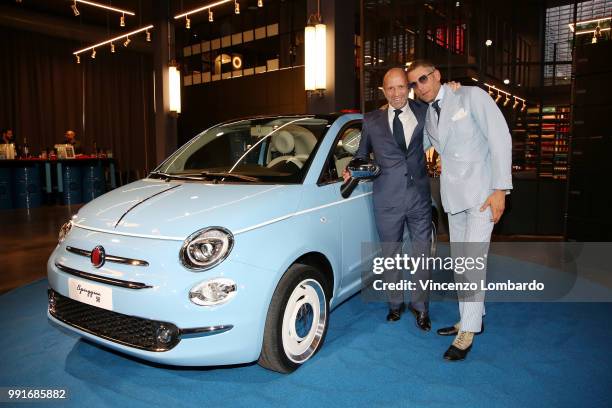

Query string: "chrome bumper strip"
[[54, 262, 153, 289], [66, 246, 149, 267], [180, 325, 234, 339]]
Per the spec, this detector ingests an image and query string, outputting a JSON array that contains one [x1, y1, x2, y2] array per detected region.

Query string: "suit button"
[[404, 173, 407, 176]]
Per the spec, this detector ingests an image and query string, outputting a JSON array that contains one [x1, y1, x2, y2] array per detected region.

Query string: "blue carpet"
[[1, 279, 611, 408]]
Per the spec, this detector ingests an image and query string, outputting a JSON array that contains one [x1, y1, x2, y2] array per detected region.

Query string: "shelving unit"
[[540, 105, 569, 179]]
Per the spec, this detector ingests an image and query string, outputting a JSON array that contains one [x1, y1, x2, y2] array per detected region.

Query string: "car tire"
[[258, 263, 330, 373]]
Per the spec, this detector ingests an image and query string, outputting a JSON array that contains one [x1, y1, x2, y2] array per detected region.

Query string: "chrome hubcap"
[[281, 278, 326, 363]]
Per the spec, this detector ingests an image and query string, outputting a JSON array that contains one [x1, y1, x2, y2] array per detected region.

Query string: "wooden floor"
[[0, 204, 82, 294]]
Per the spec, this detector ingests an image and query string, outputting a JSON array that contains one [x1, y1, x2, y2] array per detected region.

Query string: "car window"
[[319, 123, 362, 184], [154, 116, 331, 184]]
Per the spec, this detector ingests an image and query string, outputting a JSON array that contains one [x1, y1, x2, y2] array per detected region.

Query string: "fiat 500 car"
[[47, 113, 438, 373]]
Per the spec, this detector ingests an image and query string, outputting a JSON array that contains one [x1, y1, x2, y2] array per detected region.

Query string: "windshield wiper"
[[149, 171, 206, 181], [200, 171, 260, 182]]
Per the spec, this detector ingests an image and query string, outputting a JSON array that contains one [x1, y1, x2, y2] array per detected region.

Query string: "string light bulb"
[[186, 16, 191, 29], [123, 36, 131, 47], [120, 13, 125, 27], [208, 9, 213, 22], [91, 48, 96, 58], [258, 0, 263, 7], [235, 0, 240, 14], [146, 29, 151, 42], [110, 42, 115, 53], [71, 1, 80, 16]]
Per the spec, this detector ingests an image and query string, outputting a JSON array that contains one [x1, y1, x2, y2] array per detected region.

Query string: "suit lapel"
[[438, 84, 460, 152], [406, 99, 424, 150]]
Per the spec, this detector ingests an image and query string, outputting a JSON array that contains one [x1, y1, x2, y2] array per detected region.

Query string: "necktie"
[[393, 109, 407, 151], [432, 100, 441, 124]]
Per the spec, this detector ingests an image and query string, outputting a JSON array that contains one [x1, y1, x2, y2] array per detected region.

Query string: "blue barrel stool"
[[14, 165, 42, 209], [82, 162, 105, 202], [0, 167, 13, 209], [62, 164, 83, 205]]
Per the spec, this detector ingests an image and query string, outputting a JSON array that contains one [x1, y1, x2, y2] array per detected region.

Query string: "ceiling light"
[[209, 9, 213, 22], [485, 39, 492, 46], [235, 0, 240, 14], [71, 1, 80, 16], [258, 0, 263, 7], [146, 30, 151, 42], [76, 55, 80, 64], [120, 13, 125, 27], [91, 49, 96, 58], [503, 78, 510, 84], [124, 36, 131, 47], [73, 25, 153, 56], [495, 92, 502, 103], [75, 1, 135, 16], [110, 42, 115, 53], [186, 16, 191, 29]]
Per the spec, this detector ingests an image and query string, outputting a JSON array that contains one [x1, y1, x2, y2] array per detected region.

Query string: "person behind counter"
[[2, 128, 14, 144], [64, 130, 82, 154]]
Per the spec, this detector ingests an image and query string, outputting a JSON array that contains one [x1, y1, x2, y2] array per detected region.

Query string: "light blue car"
[[47, 113, 438, 373]]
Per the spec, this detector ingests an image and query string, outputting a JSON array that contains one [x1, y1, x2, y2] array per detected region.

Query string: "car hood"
[[73, 179, 303, 239]]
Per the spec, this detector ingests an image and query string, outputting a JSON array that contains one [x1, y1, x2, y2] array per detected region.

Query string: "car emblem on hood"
[[91, 246, 106, 268]]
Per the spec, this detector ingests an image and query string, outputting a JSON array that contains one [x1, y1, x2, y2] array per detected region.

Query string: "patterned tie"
[[393, 109, 407, 151], [432, 100, 441, 124]]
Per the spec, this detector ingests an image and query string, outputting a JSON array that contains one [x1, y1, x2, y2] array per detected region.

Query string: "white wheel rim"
[[281, 278, 327, 364]]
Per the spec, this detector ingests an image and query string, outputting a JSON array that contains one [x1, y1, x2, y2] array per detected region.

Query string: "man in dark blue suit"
[[345, 67, 432, 331]]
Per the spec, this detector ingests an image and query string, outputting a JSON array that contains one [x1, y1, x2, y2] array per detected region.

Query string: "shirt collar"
[[388, 100, 410, 115], [431, 85, 445, 105]]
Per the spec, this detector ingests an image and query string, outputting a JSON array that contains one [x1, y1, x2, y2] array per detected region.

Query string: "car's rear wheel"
[[258, 263, 329, 373]]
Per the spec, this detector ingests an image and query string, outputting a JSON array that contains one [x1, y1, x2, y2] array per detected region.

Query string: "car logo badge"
[[91, 246, 106, 268]]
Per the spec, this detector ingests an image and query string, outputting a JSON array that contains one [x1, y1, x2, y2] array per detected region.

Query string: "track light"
[[258, 0, 263, 6], [91, 48, 96, 58], [120, 13, 125, 27], [76, 55, 80, 64], [71, 1, 80, 16], [495, 92, 502, 103], [503, 96, 510, 106], [110, 42, 115, 53], [209, 9, 213, 22], [513, 99, 519, 109], [521, 102, 526, 112], [146, 29, 151, 42], [186, 16, 191, 29], [235, 0, 240, 14], [123, 36, 130, 47]]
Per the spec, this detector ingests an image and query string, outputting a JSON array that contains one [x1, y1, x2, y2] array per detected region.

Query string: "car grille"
[[48, 290, 180, 352]]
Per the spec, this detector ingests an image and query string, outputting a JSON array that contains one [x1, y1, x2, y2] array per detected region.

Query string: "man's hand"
[[342, 168, 351, 182], [447, 81, 462, 91], [480, 190, 506, 223]]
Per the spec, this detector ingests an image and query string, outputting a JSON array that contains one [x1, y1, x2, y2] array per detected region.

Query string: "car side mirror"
[[340, 158, 381, 199]]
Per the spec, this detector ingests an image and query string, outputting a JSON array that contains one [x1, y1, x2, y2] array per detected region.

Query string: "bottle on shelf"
[[22, 138, 30, 159]]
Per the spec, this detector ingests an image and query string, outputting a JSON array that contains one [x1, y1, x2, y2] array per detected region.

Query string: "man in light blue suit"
[[407, 60, 512, 361]]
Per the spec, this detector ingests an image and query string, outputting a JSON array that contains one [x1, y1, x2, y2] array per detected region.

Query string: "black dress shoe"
[[386, 304, 405, 322], [407, 305, 431, 331], [437, 322, 484, 336], [443, 344, 472, 361]]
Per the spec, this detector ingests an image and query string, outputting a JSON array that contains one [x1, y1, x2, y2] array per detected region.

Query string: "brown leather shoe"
[[443, 331, 474, 361]]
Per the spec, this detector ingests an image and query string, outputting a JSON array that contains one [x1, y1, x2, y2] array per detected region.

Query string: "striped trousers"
[[447, 204, 494, 333]]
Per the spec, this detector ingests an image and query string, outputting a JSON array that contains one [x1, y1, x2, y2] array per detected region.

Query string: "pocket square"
[[451, 108, 468, 121]]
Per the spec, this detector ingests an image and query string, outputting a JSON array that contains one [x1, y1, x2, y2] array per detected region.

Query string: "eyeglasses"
[[408, 69, 436, 89]]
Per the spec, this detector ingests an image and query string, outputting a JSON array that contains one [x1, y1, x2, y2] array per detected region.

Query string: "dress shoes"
[[407, 304, 431, 331], [437, 321, 484, 336], [386, 304, 405, 322], [443, 331, 474, 361]]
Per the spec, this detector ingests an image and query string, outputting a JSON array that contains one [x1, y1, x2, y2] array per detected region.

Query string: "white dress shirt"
[[387, 101, 417, 147]]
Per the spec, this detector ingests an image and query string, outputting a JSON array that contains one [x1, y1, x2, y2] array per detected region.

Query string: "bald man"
[[64, 130, 82, 154], [345, 67, 433, 330]]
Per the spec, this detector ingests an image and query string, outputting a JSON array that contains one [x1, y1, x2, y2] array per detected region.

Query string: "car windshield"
[[152, 116, 332, 184]]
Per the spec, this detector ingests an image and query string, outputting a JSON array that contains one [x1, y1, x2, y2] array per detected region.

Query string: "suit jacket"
[[356, 99, 430, 210], [424, 84, 513, 214]]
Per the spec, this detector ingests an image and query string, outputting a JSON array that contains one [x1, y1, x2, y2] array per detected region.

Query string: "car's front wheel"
[[258, 263, 329, 373]]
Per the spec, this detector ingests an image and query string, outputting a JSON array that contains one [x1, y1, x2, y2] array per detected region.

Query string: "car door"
[[318, 122, 379, 295]]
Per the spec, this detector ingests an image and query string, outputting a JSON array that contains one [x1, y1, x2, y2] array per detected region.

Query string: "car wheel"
[[258, 263, 329, 373]]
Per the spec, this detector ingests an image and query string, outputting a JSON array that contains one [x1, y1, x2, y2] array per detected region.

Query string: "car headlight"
[[189, 278, 237, 306], [180, 227, 234, 270], [58, 221, 72, 243]]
